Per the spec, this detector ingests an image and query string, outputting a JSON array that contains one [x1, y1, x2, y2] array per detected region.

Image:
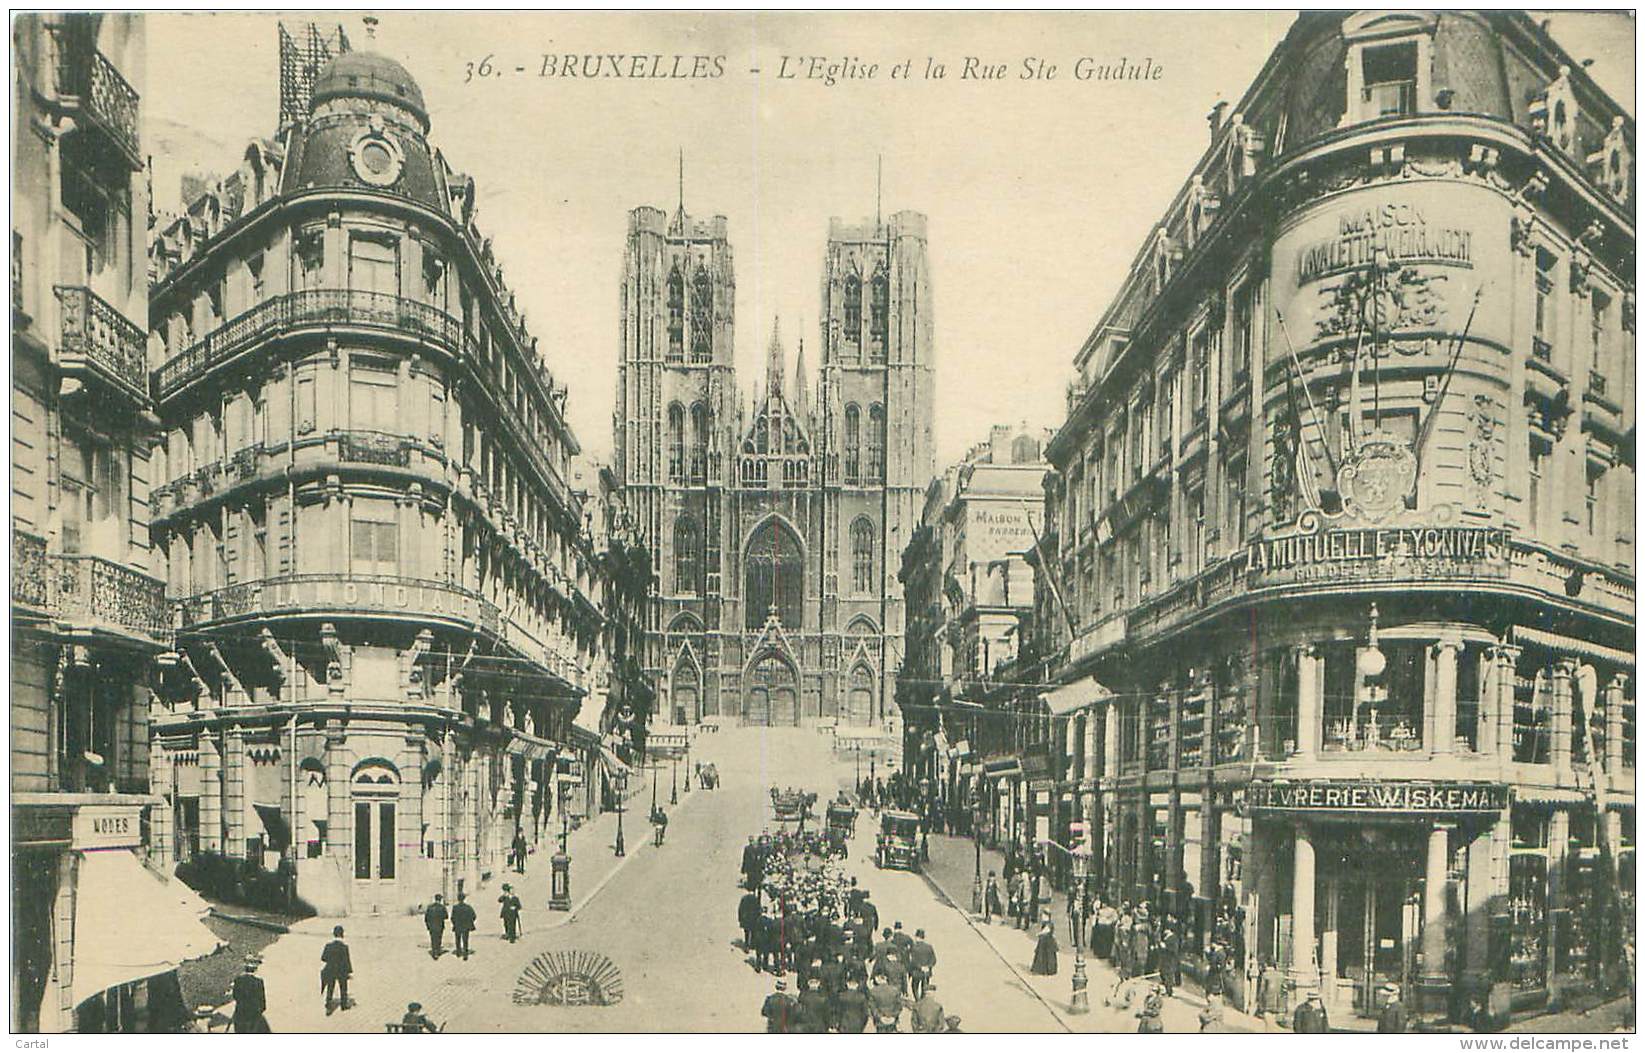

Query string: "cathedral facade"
[[615, 206, 935, 727]]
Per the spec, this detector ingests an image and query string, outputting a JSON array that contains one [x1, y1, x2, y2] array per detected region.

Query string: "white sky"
[[146, 11, 1634, 468]]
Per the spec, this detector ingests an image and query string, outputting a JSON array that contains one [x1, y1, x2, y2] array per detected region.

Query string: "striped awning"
[[1043, 677, 1115, 716], [1511, 625, 1635, 668]]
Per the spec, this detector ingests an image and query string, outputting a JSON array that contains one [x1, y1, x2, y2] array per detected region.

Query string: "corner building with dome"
[[144, 41, 648, 919], [615, 207, 935, 730]]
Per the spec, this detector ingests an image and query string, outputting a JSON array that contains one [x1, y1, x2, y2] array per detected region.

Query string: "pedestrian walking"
[[835, 976, 870, 1034], [1199, 992, 1229, 1033], [867, 974, 906, 1033], [1255, 959, 1283, 1023], [498, 884, 523, 942], [984, 871, 1003, 924], [761, 979, 797, 1034], [1136, 990, 1165, 1034], [1157, 924, 1181, 997], [796, 976, 831, 1034], [450, 892, 477, 960], [738, 889, 762, 950], [1031, 910, 1060, 976], [891, 920, 913, 957], [424, 895, 448, 959], [1293, 990, 1330, 1033], [231, 957, 269, 1033], [1377, 985, 1408, 1033], [755, 911, 779, 973], [908, 930, 936, 999], [320, 925, 352, 1013], [511, 831, 528, 873], [910, 982, 946, 1033]]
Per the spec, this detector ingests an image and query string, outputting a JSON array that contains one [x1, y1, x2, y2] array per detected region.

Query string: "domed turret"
[[311, 50, 428, 130]]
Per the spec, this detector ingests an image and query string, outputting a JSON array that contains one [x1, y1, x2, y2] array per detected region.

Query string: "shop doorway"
[[351, 763, 399, 911], [1334, 876, 1418, 1013]]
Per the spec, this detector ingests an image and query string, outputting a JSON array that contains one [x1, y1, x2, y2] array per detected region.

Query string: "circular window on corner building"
[[349, 131, 405, 188]]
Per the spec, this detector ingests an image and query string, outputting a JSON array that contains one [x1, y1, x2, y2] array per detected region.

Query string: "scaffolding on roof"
[[277, 21, 350, 134]]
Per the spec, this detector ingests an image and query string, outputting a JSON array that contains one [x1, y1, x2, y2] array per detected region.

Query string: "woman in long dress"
[[1030, 911, 1059, 975]]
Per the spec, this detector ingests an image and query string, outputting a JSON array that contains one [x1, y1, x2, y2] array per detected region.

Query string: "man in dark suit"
[[1293, 990, 1330, 1033], [450, 892, 477, 959], [320, 926, 352, 1013], [796, 976, 831, 1034], [498, 884, 523, 942], [908, 930, 937, 999], [891, 921, 914, 957], [511, 831, 528, 873], [761, 979, 797, 1033], [1157, 924, 1181, 997], [231, 957, 269, 1033], [835, 975, 871, 1034], [738, 890, 763, 949], [424, 895, 449, 959], [858, 893, 880, 935]]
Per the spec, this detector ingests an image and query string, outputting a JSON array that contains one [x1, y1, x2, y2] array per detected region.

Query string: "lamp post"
[[650, 756, 658, 811], [670, 751, 678, 805], [614, 772, 627, 858], [1069, 837, 1093, 1014], [970, 786, 984, 914]]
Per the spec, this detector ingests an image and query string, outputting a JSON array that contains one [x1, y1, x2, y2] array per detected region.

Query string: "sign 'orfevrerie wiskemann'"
[[1248, 780, 1510, 814]]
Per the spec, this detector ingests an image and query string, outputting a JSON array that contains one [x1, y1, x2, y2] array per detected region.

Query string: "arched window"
[[673, 515, 700, 595], [870, 264, 889, 361], [667, 402, 685, 482], [745, 518, 803, 629], [843, 404, 861, 484], [850, 517, 875, 593], [689, 402, 708, 482], [868, 404, 886, 483], [843, 272, 862, 359], [690, 265, 713, 362], [351, 762, 399, 881], [666, 264, 685, 361]]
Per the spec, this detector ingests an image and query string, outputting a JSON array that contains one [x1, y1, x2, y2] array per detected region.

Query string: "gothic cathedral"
[[615, 205, 935, 727]]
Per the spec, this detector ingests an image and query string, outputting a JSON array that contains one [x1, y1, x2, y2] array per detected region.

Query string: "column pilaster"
[[1288, 823, 1318, 996]]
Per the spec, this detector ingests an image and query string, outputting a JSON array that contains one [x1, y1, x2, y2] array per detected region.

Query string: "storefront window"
[[1147, 689, 1172, 770], [1514, 663, 1554, 764], [1179, 672, 1208, 769], [1508, 853, 1547, 991], [1321, 640, 1425, 753]]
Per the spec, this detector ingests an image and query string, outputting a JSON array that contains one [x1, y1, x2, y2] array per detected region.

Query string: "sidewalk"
[[255, 767, 686, 1033], [920, 831, 1269, 1035]]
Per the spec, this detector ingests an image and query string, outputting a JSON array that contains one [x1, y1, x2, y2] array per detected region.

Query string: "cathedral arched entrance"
[[744, 653, 799, 727], [846, 664, 875, 726]]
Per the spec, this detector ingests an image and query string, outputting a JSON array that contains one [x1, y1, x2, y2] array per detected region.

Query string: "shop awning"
[[1511, 625, 1635, 668], [72, 849, 223, 1006], [597, 746, 633, 782], [983, 758, 1022, 779], [253, 803, 291, 851], [505, 734, 558, 762], [1043, 677, 1115, 716]]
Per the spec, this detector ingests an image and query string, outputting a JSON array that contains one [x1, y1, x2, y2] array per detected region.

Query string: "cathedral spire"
[[669, 150, 685, 235], [766, 317, 785, 398], [794, 326, 810, 423]]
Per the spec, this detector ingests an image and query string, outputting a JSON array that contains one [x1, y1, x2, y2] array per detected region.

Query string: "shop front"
[[13, 795, 222, 1033], [1248, 778, 1510, 1018]]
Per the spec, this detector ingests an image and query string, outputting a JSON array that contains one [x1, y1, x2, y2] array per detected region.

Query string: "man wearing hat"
[[450, 892, 477, 960], [907, 929, 936, 999], [320, 925, 353, 1014], [400, 1002, 439, 1033], [498, 884, 523, 943], [424, 894, 449, 959], [761, 979, 797, 1034], [795, 976, 831, 1034], [910, 980, 945, 1033], [231, 956, 269, 1033], [1136, 989, 1165, 1034], [835, 975, 870, 1034], [1293, 989, 1330, 1033]]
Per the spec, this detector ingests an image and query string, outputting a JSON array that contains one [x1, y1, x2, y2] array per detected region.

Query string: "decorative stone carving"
[[1467, 395, 1499, 510]]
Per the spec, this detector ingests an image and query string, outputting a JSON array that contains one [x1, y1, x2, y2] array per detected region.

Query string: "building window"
[[673, 515, 700, 594], [745, 519, 804, 629], [1232, 282, 1255, 381], [1528, 445, 1546, 529], [689, 402, 708, 482], [351, 508, 399, 577], [421, 248, 445, 305], [850, 517, 875, 593], [870, 264, 889, 362], [690, 265, 712, 363], [1586, 469, 1601, 537], [1225, 459, 1246, 544], [868, 405, 886, 483], [248, 252, 266, 307], [1191, 330, 1210, 417], [667, 264, 685, 362], [1534, 249, 1556, 360], [60, 433, 127, 557], [348, 233, 399, 297], [1361, 41, 1417, 117], [667, 403, 685, 482], [844, 404, 861, 484], [843, 272, 862, 357], [295, 229, 325, 290], [350, 359, 399, 433], [1590, 290, 1611, 394]]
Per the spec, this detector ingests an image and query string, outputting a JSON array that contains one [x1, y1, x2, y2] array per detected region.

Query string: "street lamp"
[[970, 786, 984, 914], [683, 721, 692, 794], [670, 751, 678, 805], [614, 772, 627, 858], [1070, 836, 1093, 1014]]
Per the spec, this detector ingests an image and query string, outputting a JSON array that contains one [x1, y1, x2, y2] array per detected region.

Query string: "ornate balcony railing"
[[55, 285, 147, 404], [175, 573, 501, 636], [51, 553, 168, 640], [12, 230, 26, 322], [49, 25, 141, 168], [13, 532, 49, 609], [155, 289, 463, 398]]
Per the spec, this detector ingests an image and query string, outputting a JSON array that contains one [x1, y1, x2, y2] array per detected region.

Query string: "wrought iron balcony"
[[155, 289, 463, 399], [13, 532, 49, 609], [54, 285, 147, 406], [50, 553, 169, 641], [48, 26, 141, 169], [175, 573, 502, 637]]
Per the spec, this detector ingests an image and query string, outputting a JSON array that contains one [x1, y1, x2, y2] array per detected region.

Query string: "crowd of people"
[[737, 801, 959, 1033]]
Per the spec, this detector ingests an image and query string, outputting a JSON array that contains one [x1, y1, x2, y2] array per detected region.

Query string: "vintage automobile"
[[825, 800, 858, 857], [771, 787, 816, 825], [874, 810, 922, 872]]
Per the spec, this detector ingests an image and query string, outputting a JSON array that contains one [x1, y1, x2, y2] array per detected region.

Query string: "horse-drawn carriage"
[[873, 810, 923, 872], [824, 798, 858, 858], [770, 787, 817, 825]]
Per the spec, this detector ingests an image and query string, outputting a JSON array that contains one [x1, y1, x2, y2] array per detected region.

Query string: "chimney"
[[1208, 101, 1229, 141]]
